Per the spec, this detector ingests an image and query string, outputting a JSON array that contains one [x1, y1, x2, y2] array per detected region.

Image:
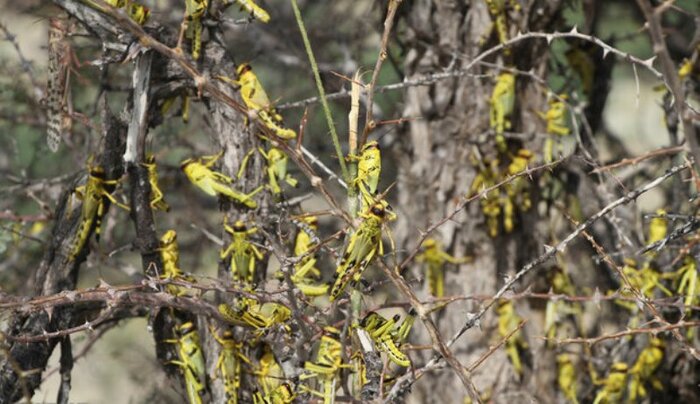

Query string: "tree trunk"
[[394, 1, 565, 402]]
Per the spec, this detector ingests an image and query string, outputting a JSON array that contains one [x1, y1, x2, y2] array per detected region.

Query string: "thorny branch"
[[580, 225, 700, 363], [636, 0, 700, 174], [278, 29, 668, 110], [2, 1, 699, 402], [0, 22, 42, 100], [553, 320, 700, 345], [385, 161, 691, 401], [360, 0, 402, 146]]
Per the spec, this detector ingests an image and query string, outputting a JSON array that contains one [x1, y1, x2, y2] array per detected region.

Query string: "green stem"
[[290, 0, 349, 182]]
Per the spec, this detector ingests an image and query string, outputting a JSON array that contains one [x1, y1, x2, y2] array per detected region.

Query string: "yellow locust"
[[211, 329, 249, 404], [556, 353, 578, 404], [350, 140, 381, 208], [489, 72, 515, 152], [85, 0, 150, 25], [539, 95, 569, 136], [628, 338, 664, 401], [218, 297, 291, 331], [611, 258, 672, 313], [301, 327, 351, 404], [255, 345, 285, 397], [647, 209, 668, 247], [673, 256, 698, 308], [592, 362, 628, 404], [220, 219, 264, 285], [496, 300, 528, 376], [219, 64, 296, 139], [277, 216, 328, 296], [232, 0, 270, 23], [181, 152, 262, 208], [184, 0, 207, 60], [253, 384, 295, 404], [359, 310, 415, 367], [503, 148, 533, 232], [469, 156, 502, 237], [142, 154, 170, 212], [483, 0, 520, 55], [159, 230, 197, 296], [68, 163, 130, 261], [259, 146, 298, 196], [329, 201, 396, 301], [544, 267, 580, 346], [165, 322, 207, 404], [538, 95, 570, 163], [416, 238, 472, 297], [125, 1, 150, 25]]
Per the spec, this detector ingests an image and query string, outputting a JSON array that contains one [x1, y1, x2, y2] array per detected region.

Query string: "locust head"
[[421, 238, 438, 251], [180, 157, 195, 170], [233, 220, 247, 233], [88, 165, 106, 179], [236, 63, 253, 79], [370, 203, 386, 218], [161, 230, 177, 245], [302, 215, 318, 230], [144, 154, 156, 165], [322, 326, 341, 338], [362, 140, 380, 153]]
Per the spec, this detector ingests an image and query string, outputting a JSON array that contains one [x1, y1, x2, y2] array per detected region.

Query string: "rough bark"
[[0, 97, 126, 402], [394, 1, 565, 402]]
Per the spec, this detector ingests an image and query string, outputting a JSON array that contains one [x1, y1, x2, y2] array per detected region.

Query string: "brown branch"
[[0, 278, 288, 314], [636, 0, 700, 174], [279, 29, 667, 110], [0, 21, 42, 101], [580, 229, 697, 358], [384, 161, 690, 402], [0, 96, 127, 403], [3, 292, 222, 343], [360, 0, 402, 146], [552, 320, 700, 345], [41, 324, 116, 382], [376, 259, 482, 402], [590, 145, 684, 173], [467, 320, 527, 373], [399, 157, 568, 271], [448, 162, 689, 345], [53, 1, 353, 229]]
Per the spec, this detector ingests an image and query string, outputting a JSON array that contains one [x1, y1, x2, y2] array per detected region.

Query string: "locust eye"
[[360, 314, 373, 327], [323, 326, 340, 337], [237, 63, 252, 75], [90, 167, 105, 178], [371, 205, 385, 216], [364, 141, 379, 150]]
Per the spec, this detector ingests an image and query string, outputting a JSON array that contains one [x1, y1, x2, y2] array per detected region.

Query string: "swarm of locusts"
[[47, 1, 700, 403]]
